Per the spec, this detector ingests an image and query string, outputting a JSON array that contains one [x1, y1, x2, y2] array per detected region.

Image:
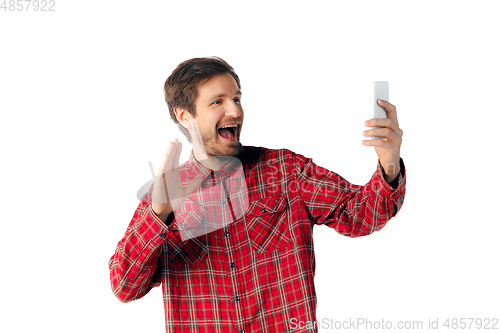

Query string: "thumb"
[[184, 176, 204, 196]]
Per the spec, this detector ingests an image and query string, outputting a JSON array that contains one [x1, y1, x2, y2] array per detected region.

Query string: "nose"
[[225, 100, 242, 118]]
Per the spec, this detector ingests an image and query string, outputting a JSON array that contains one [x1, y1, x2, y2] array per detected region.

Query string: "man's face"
[[192, 73, 244, 157]]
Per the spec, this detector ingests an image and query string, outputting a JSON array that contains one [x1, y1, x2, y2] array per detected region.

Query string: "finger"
[[377, 99, 399, 126], [173, 140, 181, 169], [162, 173, 171, 203], [364, 118, 403, 137], [363, 128, 400, 142], [361, 138, 391, 147], [164, 141, 176, 171], [156, 142, 173, 176]]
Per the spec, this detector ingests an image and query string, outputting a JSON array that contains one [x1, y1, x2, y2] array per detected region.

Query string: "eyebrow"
[[207, 90, 242, 102]]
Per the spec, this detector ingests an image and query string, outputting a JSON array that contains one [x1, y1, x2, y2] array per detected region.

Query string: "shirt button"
[[160, 233, 166, 238], [234, 296, 240, 301], [215, 171, 221, 177], [221, 199, 227, 205], [224, 231, 230, 237], [240, 331, 245, 333], [261, 208, 267, 213], [230, 262, 235, 268], [180, 223, 186, 229]]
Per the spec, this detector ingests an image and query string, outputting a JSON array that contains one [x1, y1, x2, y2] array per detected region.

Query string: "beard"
[[201, 128, 242, 158]]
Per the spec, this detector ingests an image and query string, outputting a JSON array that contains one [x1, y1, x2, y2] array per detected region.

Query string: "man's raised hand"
[[151, 139, 203, 221], [362, 100, 403, 184]]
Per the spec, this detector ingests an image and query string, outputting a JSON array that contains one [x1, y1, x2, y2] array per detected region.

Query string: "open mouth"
[[217, 124, 238, 141]]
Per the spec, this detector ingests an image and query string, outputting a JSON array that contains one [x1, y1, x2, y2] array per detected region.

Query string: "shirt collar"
[[186, 145, 246, 179]]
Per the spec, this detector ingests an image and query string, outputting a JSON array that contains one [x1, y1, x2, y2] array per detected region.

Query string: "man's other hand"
[[362, 100, 403, 184]]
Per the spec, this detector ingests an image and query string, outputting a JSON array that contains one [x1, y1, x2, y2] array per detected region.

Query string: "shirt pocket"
[[245, 194, 290, 253]]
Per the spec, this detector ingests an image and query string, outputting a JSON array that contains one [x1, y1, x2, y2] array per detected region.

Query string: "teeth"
[[220, 124, 238, 129]]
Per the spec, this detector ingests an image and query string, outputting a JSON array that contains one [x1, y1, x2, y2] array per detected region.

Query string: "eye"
[[233, 97, 240, 103], [213, 100, 222, 105]]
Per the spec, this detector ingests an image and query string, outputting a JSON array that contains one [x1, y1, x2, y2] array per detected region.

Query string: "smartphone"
[[371, 81, 389, 140]]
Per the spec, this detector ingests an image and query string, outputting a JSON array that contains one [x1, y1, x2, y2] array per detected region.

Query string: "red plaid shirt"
[[109, 145, 406, 333]]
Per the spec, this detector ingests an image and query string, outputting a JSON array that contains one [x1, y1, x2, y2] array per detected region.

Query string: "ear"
[[174, 107, 193, 128]]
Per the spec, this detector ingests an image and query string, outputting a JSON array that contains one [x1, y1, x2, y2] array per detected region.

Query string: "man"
[[109, 57, 406, 333]]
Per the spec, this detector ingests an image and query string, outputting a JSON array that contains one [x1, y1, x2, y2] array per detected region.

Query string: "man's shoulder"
[[241, 145, 297, 163], [241, 144, 296, 156]]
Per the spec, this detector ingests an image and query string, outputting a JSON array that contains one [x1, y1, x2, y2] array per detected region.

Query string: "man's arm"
[[294, 153, 406, 237], [109, 139, 202, 302], [108, 187, 171, 303], [294, 100, 405, 236]]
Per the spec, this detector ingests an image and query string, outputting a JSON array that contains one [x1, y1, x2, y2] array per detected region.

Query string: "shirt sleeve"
[[293, 153, 406, 237], [108, 185, 171, 303]]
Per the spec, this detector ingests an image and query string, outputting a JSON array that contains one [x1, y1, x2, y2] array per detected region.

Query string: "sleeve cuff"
[[143, 204, 172, 239], [375, 158, 406, 217], [377, 158, 406, 194]]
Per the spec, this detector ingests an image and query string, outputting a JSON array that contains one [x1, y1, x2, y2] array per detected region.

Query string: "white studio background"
[[1, 1, 499, 332]]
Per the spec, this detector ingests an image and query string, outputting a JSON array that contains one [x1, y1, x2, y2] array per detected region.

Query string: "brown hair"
[[164, 57, 241, 142]]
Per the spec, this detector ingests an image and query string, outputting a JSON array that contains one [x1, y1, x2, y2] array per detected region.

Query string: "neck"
[[192, 146, 233, 172]]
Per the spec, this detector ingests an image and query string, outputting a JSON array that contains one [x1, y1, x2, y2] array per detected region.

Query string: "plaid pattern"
[[109, 145, 406, 333]]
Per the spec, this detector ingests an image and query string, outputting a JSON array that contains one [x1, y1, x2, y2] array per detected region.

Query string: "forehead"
[[196, 73, 240, 100]]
